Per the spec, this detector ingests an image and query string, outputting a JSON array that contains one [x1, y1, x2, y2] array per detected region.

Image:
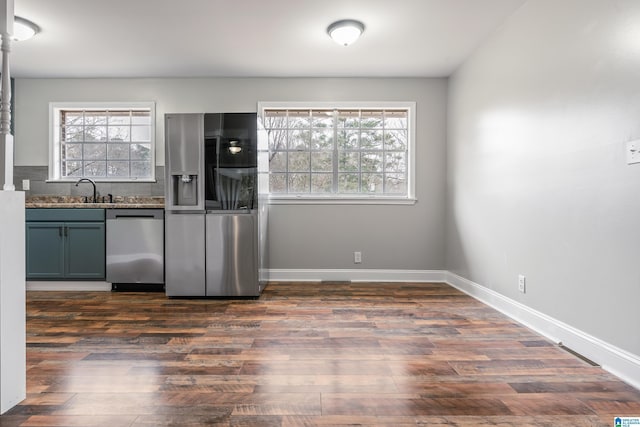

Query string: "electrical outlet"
[[518, 275, 526, 293], [627, 140, 640, 164], [22, 179, 30, 191], [354, 251, 362, 264]]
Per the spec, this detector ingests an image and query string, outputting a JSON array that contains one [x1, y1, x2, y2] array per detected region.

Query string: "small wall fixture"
[[228, 140, 242, 154], [13, 16, 39, 41], [327, 19, 365, 46]]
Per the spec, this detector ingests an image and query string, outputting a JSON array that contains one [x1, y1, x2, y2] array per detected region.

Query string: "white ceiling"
[[12, 0, 526, 79]]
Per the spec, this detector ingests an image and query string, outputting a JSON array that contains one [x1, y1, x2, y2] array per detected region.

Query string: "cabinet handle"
[[64, 226, 68, 237], [59, 226, 63, 237]]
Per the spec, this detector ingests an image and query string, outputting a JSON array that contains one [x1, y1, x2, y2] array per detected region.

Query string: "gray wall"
[[14, 165, 165, 198], [15, 77, 447, 271], [447, 0, 640, 356]]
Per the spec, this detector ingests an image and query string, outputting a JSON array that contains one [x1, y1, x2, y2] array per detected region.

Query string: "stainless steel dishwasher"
[[106, 209, 164, 288]]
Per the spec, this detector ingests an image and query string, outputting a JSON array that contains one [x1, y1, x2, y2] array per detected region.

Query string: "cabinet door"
[[26, 222, 65, 279], [65, 222, 105, 279]]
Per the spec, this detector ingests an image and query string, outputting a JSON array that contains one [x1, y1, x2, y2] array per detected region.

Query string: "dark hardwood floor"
[[2, 282, 638, 426]]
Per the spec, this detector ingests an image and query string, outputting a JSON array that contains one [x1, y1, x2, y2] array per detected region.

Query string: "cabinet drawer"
[[26, 208, 105, 222]]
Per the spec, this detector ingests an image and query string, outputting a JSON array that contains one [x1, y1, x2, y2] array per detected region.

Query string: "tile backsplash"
[[14, 166, 165, 198]]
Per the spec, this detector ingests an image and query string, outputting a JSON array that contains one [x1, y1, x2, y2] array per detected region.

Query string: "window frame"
[[258, 101, 416, 205], [48, 101, 156, 182]]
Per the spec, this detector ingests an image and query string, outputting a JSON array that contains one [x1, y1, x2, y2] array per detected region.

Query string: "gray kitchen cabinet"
[[26, 209, 105, 280]]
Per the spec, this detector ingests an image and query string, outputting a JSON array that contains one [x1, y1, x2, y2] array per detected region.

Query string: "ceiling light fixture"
[[13, 16, 39, 42], [228, 140, 242, 154], [327, 19, 365, 46]]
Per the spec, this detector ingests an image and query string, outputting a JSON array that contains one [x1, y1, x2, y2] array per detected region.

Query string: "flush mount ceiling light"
[[13, 16, 40, 41], [228, 140, 242, 154], [327, 19, 365, 46]]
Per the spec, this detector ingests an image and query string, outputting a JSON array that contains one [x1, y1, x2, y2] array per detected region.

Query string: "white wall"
[[0, 191, 26, 413], [15, 77, 447, 271], [447, 0, 640, 357]]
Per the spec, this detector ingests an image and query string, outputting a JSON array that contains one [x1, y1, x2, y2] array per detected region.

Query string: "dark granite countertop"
[[25, 196, 165, 209]]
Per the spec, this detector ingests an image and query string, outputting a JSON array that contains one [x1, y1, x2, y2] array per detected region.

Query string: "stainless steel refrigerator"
[[164, 113, 268, 297]]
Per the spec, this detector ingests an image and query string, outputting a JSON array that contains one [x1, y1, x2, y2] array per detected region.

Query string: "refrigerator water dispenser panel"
[[171, 174, 199, 206], [165, 113, 204, 211]]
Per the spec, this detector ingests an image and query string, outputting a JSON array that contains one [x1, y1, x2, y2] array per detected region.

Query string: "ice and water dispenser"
[[173, 174, 198, 206], [166, 113, 204, 211]]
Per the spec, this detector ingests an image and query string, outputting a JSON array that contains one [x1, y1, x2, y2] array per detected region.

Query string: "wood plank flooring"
[[2, 282, 639, 426]]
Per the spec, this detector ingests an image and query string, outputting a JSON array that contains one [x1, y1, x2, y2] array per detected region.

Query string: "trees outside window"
[[260, 103, 414, 203], [50, 103, 155, 182]]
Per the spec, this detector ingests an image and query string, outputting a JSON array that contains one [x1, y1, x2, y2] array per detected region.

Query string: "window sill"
[[46, 179, 157, 183], [267, 196, 417, 205]]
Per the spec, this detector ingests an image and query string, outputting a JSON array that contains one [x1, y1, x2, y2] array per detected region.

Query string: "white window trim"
[[48, 101, 156, 182], [258, 101, 417, 205]]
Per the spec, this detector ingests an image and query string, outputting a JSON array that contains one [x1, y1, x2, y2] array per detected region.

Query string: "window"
[[49, 102, 155, 181], [259, 102, 415, 204]]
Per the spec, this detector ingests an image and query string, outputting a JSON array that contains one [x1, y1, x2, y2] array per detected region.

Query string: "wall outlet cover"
[[518, 274, 526, 293]]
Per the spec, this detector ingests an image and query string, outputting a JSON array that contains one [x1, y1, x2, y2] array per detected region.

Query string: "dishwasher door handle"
[[106, 209, 164, 220]]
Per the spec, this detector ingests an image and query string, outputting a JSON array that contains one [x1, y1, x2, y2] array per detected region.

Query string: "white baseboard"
[[267, 268, 447, 283], [26, 281, 112, 291], [445, 272, 640, 391]]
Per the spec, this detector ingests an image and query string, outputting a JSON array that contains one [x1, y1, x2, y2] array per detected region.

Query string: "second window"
[[260, 103, 414, 200]]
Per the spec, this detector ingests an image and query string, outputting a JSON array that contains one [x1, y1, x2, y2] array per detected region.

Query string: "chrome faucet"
[[75, 178, 97, 203]]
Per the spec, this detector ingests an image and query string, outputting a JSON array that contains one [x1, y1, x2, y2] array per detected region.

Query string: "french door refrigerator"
[[164, 113, 268, 297]]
